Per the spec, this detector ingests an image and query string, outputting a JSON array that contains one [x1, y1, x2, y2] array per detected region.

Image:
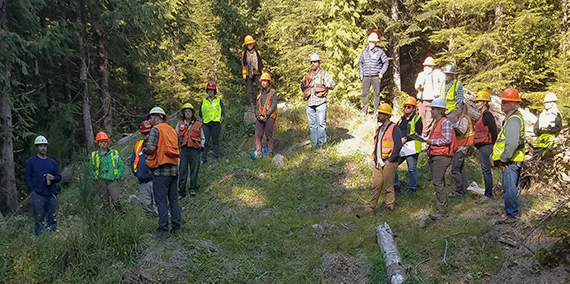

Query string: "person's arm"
[[456, 82, 464, 104], [266, 91, 277, 116], [415, 116, 424, 136], [552, 113, 563, 133], [358, 49, 364, 80], [25, 159, 34, 192], [501, 116, 522, 162], [220, 99, 225, 122], [198, 101, 203, 120], [88, 152, 98, 180], [378, 49, 389, 77], [483, 112, 498, 143], [454, 116, 468, 136], [116, 154, 125, 180], [388, 126, 402, 163], [129, 150, 136, 175], [200, 126, 205, 149], [414, 72, 424, 91], [431, 120, 453, 146], [144, 128, 159, 155], [324, 72, 335, 89]]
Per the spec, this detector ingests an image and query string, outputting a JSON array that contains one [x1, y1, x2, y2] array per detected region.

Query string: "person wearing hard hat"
[[177, 103, 204, 198], [357, 103, 402, 217], [301, 53, 335, 147], [440, 64, 464, 122], [472, 91, 498, 204], [254, 73, 278, 158], [89, 131, 125, 212], [533, 92, 562, 150], [394, 97, 423, 197], [449, 102, 474, 198], [130, 120, 157, 214], [25, 135, 62, 236], [241, 35, 264, 106], [144, 107, 182, 238], [493, 88, 525, 224], [426, 98, 458, 220], [414, 56, 445, 135], [358, 32, 389, 116], [199, 81, 225, 164]]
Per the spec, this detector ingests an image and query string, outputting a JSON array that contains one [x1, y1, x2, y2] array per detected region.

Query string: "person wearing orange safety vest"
[[449, 102, 474, 197], [89, 131, 125, 212], [426, 98, 458, 220], [241, 35, 264, 106], [493, 88, 525, 224], [144, 107, 182, 238], [254, 73, 278, 158], [176, 103, 204, 198], [129, 120, 157, 214], [357, 103, 402, 217], [472, 91, 498, 204], [394, 96, 423, 197]]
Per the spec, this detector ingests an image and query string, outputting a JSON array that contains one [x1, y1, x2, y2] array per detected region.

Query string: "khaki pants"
[[367, 161, 398, 211], [97, 179, 122, 210], [428, 155, 452, 214]]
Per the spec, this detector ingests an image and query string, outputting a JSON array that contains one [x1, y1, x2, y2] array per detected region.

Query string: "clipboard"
[[409, 133, 428, 143]]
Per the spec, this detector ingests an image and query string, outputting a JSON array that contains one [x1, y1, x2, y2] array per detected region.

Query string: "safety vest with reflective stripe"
[[133, 140, 144, 173], [257, 89, 278, 120], [493, 111, 525, 162], [201, 97, 222, 124], [473, 110, 493, 145], [440, 79, 460, 111], [401, 114, 423, 154], [178, 120, 202, 149], [373, 122, 396, 162], [456, 114, 474, 146], [91, 149, 119, 177], [427, 118, 458, 157]]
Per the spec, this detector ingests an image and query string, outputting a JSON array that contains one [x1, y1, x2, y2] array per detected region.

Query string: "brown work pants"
[[366, 161, 398, 211], [428, 155, 452, 214], [97, 179, 122, 210]]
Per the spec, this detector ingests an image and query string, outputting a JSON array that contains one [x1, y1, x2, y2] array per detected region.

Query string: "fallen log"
[[375, 223, 408, 284]]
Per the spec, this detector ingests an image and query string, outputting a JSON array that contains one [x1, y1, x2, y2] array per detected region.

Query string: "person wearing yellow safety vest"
[[199, 81, 225, 164], [493, 88, 525, 224], [472, 91, 498, 204], [426, 98, 458, 220], [241, 35, 263, 106], [144, 107, 182, 238], [254, 73, 277, 158], [89, 131, 125, 212], [533, 92, 562, 151], [356, 104, 402, 217], [129, 120, 157, 214], [177, 103, 204, 198], [440, 64, 464, 123], [394, 96, 423, 197], [449, 102, 474, 197], [415, 56, 445, 135]]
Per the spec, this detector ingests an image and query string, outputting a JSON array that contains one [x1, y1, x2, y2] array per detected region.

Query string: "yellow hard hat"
[[474, 91, 491, 102], [259, 73, 272, 82], [368, 32, 380, 42], [181, 103, 195, 113], [377, 103, 393, 115], [243, 35, 256, 45]]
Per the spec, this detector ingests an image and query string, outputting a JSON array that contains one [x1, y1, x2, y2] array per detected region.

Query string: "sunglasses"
[[404, 106, 415, 109]]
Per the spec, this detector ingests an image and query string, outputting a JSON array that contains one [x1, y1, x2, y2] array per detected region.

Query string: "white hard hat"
[[148, 107, 168, 120], [543, 92, 558, 103], [309, 53, 321, 62], [443, 64, 456, 74], [34, 135, 48, 145], [430, 98, 447, 110]]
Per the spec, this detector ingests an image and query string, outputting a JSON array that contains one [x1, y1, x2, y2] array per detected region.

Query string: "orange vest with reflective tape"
[[257, 89, 278, 120], [373, 122, 396, 161], [473, 110, 493, 145], [456, 114, 474, 146], [427, 118, 458, 157], [133, 140, 144, 173], [146, 123, 180, 169], [178, 120, 202, 149]]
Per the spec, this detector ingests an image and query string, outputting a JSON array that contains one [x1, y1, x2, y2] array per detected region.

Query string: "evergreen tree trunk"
[[390, 0, 401, 113], [78, 6, 94, 150], [0, 0, 19, 214], [95, 27, 112, 134]]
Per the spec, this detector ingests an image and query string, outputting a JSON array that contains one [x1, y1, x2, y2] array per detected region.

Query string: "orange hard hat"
[[423, 56, 436, 66], [474, 91, 491, 102], [243, 35, 256, 45], [259, 73, 272, 82], [95, 132, 110, 143], [501, 88, 522, 102], [377, 103, 393, 115], [403, 97, 418, 107]]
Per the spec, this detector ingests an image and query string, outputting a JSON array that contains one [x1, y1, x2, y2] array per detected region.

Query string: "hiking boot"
[[189, 189, 196, 196], [153, 229, 170, 239], [200, 160, 206, 166], [449, 191, 464, 198], [394, 185, 402, 195], [496, 216, 518, 225], [356, 209, 374, 218], [475, 196, 491, 204], [171, 227, 181, 236], [429, 211, 447, 220], [405, 188, 415, 197], [178, 194, 186, 200]]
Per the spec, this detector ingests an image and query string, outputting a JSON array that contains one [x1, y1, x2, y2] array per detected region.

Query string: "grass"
[[1, 101, 565, 283]]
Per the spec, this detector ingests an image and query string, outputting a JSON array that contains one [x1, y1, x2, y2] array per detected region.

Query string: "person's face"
[[311, 61, 320, 71], [184, 108, 194, 120], [377, 112, 390, 123], [207, 89, 216, 97], [246, 43, 254, 50], [142, 132, 150, 142], [445, 73, 454, 83], [501, 101, 514, 114], [404, 105, 415, 116], [430, 107, 441, 118], [97, 140, 109, 150], [148, 114, 161, 126], [454, 105, 463, 116], [476, 101, 486, 111], [36, 144, 47, 155], [544, 101, 556, 110], [261, 80, 270, 89]]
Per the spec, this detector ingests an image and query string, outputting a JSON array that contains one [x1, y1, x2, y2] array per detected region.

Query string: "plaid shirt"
[[306, 69, 335, 107], [443, 80, 464, 104], [147, 126, 178, 176], [431, 118, 454, 146]]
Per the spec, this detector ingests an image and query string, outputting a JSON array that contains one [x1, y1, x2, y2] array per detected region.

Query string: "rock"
[[272, 154, 285, 167], [244, 106, 257, 125], [277, 101, 293, 110], [416, 214, 428, 228], [197, 240, 218, 253]]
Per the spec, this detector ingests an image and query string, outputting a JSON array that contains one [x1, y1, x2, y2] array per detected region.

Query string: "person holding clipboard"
[[394, 97, 423, 197]]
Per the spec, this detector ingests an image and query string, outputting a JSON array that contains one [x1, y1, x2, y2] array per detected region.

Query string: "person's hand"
[[401, 138, 406, 144], [500, 164, 507, 173], [46, 174, 55, 181], [425, 139, 432, 145]]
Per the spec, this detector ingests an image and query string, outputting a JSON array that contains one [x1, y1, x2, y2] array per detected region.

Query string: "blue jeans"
[[477, 144, 493, 197], [306, 103, 327, 147], [394, 153, 419, 189], [503, 162, 522, 217], [31, 192, 57, 236], [153, 175, 182, 232]]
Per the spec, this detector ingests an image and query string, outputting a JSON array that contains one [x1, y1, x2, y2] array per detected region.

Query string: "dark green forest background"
[[1, 0, 569, 213]]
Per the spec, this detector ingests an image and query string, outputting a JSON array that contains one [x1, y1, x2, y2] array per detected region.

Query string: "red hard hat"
[[139, 120, 152, 133], [206, 81, 217, 90], [95, 132, 110, 143], [501, 88, 522, 102]]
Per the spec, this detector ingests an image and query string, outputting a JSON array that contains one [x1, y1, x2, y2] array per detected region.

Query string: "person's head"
[[34, 135, 48, 156], [454, 102, 467, 117], [139, 120, 152, 142], [368, 32, 379, 49], [430, 98, 447, 119], [244, 35, 255, 50], [500, 88, 521, 114], [206, 81, 217, 98], [376, 103, 392, 123], [147, 107, 168, 126], [543, 92, 558, 110], [473, 91, 491, 111], [95, 132, 110, 151], [309, 53, 321, 71], [259, 73, 272, 89], [443, 64, 455, 83], [423, 56, 436, 72], [181, 103, 195, 120], [402, 97, 417, 117]]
